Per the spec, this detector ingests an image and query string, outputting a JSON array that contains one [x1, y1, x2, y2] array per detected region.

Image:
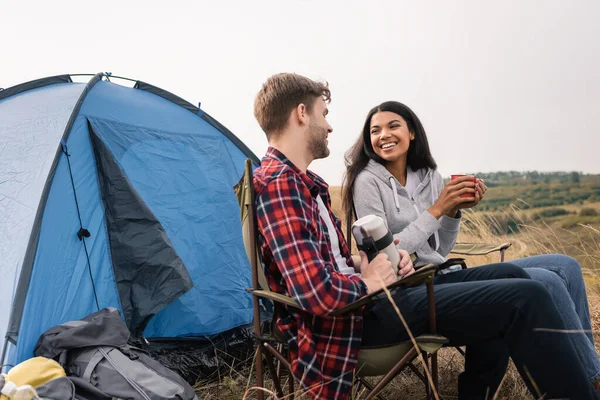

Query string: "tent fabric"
[[89, 122, 193, 335], [0, 75, 72, 102], [7, 74, 106, 343], [1, 74, 257, 366], [0, 82, 87, 347]]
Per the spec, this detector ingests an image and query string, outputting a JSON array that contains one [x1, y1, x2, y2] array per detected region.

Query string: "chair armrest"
[[246, 288, 301, 310], [450, 242, 512, 256], [327, 264, 438, 316], [246, 264, 438, 318], [436, 258, 467, 271]]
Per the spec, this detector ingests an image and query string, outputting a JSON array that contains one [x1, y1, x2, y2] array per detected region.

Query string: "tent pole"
[[1, 337, 9, 372]]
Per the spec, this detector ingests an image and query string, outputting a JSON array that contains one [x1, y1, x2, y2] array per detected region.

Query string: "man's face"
[[307, 97, 333, 160]]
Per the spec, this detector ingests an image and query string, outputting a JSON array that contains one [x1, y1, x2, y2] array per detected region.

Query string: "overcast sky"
[[2, 0, 599, 185]]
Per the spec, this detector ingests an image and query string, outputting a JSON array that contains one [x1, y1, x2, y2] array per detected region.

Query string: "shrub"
[[580, 208, 599, 217], [534, 208, 570, 219]]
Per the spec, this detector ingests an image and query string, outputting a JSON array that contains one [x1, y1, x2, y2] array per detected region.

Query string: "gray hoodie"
[[353, 159, 461, 267]]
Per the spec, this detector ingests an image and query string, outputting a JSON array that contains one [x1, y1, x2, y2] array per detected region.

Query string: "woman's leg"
[[432, 262, 530, 394], [511, 254, 594, 342], [362, 279, 599, 399], [511, 256, 600, 382], [434, 261, 530, 285]]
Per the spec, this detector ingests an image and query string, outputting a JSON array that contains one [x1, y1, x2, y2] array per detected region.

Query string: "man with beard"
[[251, 73, 598, 400]]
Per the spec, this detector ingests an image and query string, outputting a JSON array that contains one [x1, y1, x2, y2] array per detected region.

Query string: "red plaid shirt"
[[254, 147, 368, 399]]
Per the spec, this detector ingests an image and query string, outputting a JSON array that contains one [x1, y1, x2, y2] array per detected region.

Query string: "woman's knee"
[[540, 254, 584, 286], [526, 267, 570, 297], [551, 254, 582, 274]]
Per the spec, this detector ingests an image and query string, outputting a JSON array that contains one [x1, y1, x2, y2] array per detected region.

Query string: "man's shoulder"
[[254, 158, 303, 194], [306, 169, 327, 188]]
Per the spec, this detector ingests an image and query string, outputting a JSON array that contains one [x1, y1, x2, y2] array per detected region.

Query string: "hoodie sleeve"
[[353, 171, 442, 255], [433, 171, 461, 257]]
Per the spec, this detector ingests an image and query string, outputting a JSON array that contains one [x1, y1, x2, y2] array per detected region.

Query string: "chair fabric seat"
[[450, 242, 511, 256], [357, 334, 448, 377]]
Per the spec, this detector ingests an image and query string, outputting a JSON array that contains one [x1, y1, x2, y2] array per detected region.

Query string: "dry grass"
[[195, 196, 600, 399]]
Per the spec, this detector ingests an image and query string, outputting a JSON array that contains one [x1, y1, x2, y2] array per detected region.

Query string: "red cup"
[[451, 174, 477, 198]]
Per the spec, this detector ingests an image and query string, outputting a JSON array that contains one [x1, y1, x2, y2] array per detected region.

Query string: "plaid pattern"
[[254, 147, 368, 399]]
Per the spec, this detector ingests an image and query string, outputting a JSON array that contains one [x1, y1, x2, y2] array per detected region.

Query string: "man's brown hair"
[[254, 73, 331, 138]]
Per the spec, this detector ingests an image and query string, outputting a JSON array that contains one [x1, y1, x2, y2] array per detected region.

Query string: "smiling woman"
[[342, 101, 439, 219], [342, 100, 600, 396], [369, 111, 415, 186]]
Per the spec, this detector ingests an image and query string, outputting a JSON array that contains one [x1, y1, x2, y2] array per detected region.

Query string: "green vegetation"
[[532, 208, 572, 220], [581, 208, 599, 217], [450, 171, 600, 211]]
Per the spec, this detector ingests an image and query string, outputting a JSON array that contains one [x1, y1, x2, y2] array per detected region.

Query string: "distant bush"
[[532, 208, 570, 220], [580, 208, 599, 217], [561, 215, 600, 229]]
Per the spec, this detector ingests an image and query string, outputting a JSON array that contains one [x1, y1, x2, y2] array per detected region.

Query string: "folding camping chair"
[[450, 242, 512, 263], [235, 159, 448, 400]]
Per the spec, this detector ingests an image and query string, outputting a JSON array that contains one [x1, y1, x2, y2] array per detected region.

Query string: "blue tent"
[[0, 73, 259, 367]]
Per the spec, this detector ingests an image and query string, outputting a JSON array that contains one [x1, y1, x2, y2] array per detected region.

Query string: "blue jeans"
[[362, 262, 599, 399], [511, 254, 600, 382]]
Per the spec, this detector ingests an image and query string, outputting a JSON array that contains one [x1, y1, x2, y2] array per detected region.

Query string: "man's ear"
[[296, 103, 309, 126]]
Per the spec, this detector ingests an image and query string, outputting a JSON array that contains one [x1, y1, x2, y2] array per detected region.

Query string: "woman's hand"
[[458, 179, 488, 210], [428, 175, 477, 218]]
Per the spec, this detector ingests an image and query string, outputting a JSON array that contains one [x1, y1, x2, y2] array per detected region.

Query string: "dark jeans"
[[362, 263, 598, 399]]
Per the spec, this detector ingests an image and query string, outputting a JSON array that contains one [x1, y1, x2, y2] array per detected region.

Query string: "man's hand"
[[392, 238, 415, 279], [398, 249, 415, 278], [360, 251, 396, 294]]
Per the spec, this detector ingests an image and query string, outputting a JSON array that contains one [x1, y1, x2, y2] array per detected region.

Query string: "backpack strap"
[[58, 350, 68, 367], [82, 349, 106, 382]]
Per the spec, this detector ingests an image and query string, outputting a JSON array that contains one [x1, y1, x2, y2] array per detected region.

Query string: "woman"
[[343, 100, 600, 388]]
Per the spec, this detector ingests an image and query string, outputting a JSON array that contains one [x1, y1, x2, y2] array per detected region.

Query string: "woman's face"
[[369, 111, 414, 163]]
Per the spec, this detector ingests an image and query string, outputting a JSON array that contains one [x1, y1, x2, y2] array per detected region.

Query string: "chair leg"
[[358, 377, 389, 400], [431, 352, 438, 396], [408, 361, 427, 383], [500, 249, 506, 262], [455, 346, 466, 357], [288, 366, 294, 399], [423, 353, 431, 400], [255, 347, 265, 400], [263, 342, 296, 398], [365, 347, 417, 400], [263, 347, 284, 398], [275, 343, 283, 377]]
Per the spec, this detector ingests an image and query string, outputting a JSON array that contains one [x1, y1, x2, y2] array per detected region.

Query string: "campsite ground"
[[196, 192, 600, 399]]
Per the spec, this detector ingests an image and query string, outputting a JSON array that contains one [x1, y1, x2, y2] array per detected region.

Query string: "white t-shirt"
[[315, 195, 358, 276]]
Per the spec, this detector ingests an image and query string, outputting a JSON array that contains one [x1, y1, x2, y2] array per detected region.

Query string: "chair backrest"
[[345, 201, 362, 254], [235, 159, 270, 291]]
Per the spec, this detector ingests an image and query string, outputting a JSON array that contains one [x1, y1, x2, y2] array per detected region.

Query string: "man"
[[252, 72, 598, 399]]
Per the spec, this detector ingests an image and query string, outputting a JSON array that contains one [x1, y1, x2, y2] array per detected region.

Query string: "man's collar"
[[264, 147, 328, 196]]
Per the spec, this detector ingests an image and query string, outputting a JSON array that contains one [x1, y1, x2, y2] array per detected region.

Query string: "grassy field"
[[196, 190, 600, 399]]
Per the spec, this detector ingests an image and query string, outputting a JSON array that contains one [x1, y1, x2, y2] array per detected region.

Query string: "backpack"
[[34, 308, 199, 400]]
